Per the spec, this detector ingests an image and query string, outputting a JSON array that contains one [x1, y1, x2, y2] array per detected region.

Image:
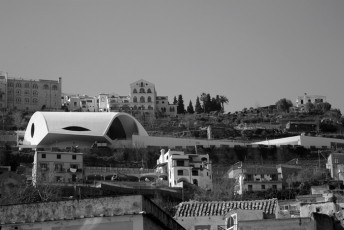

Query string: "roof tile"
[[174, 199, 278, 218]]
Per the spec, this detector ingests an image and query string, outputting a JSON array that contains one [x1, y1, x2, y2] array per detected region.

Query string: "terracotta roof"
[[174, 199, 278, 217]]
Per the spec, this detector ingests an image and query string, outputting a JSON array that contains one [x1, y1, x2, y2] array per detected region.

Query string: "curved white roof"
[[24, 112, 148, 146]]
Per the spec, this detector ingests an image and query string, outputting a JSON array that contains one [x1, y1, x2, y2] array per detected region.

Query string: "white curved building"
[[24, 112, 148, 149]]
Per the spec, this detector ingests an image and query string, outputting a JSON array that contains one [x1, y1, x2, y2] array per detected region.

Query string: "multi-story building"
[[326, 152, 344, 181], [156, 96, 177, 117], [226, 162, 283, 195], [130, 79, 156, 116], [32, 150, 83, 184], [80, 95, 98, 112], [156, 149, 213, 190], [296, 93, 326, 108], [0, 71, 62, 112]]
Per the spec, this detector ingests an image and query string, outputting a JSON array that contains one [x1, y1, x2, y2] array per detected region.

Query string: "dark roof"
[[174, 199, 278, 217]]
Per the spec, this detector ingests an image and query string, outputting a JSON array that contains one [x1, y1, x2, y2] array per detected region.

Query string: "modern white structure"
[[253, 135, 344, 149], [156, 149, 213, 190], [23, 112, 148, 149]]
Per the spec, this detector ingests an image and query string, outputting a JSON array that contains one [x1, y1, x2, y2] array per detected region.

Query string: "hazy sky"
[[1, 0, 343, 113]]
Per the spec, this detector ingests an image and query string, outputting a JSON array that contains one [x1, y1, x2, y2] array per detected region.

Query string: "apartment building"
[[226, 162, 282, 195], [156, 149, 213, 190], [0, 71, 62, 111], [32, 150, 83, 184]]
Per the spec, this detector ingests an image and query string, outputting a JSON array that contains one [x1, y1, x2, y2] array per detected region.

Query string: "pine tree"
[[187, 100, 194, 114], [177, 94, 185, 114], [195, 97, 202, 114], [173, 96, 178, 105]]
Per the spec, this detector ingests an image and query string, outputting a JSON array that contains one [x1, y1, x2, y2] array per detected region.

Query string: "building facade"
[[226, 162, 283, 195], [156, 149, 213, 190], [0, 71, 62, 111], [296, 94, 326, 108], [32, 150, 84, 184], [326, 152, 344, 181]]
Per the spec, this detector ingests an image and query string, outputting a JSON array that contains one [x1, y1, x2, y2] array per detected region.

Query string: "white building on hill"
[[156, 149, 213, 191]]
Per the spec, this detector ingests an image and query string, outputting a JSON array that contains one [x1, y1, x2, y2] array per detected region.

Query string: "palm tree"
[[219, 95, 229, 113]]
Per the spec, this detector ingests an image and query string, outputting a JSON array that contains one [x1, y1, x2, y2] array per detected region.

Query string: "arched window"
[[33, 98, 38, 104], [24, 83, 30, 88], [133, 96, 137, 103], [139, 88, 145, 93], [52, 85, 58, 90], [43, 84, 49, 90], [141, 105, 145, 110], [140, 96, 145, 103], [25, 98, 30, 103], [32, 84, 38, 89], [148, 105, 153, 110], [147, 88, 152, 93], [15, 83, 21, 88], [133, 88, 137, 93], [133, 105, 137, 110], [33, 90, 38, 96], [193, 179, 198, 186], [147, 96, 152, 102], [16, 89, 21, 95], [16, 97, 21, 103], [24, 90, 30, 95], [140, 82, 144, 87]]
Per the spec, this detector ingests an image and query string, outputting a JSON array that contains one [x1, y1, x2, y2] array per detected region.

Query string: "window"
[[272, 184, 277, 190], [15, 83, 21, 88], [57, 154, 61, 159], [8, 82, 14, 87], [43, 84, 49, 90], [177, 170, 183, 176], [195, 225, 210, 230], [261, 185, 266, 190], [133, 96, 137, 103], [140, 96, 145, 103], [40, 163, 48, 170], [16, 97, 21, 103], [32, 98, 38, 104], [133, 88, 137, 93], [227, 214, 237, 230], [70, 164, 78, 169], [52, 85, 58, 90], [192, 170, 198, 176], [147, 96, 152, 102], [193, 179, 198, 186], [176, 160, 184, 166], [246, 174, 253, 181], [248, 185, 253, 191], [55, 164, 63, 171], [139, 88, 145, 93], [32, 84, 38, 89], [24, 83, 30, 88], [41, 153, 46, 158], [72, 155, 77, 160], [33, 90, 38, 96], [147, 88, 152, 93], [24, 90, 30, 95], [24, 98, 29, 103]]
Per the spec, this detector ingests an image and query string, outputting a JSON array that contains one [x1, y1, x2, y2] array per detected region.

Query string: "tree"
[[173, 96, 178, 105], [219, 95, 229, 113], [304, 102, 315, 113], [275, 98, 293, 113], [177, 94, 185, 114], [195, 97, 202, 114], [187, 100, 194, 114]]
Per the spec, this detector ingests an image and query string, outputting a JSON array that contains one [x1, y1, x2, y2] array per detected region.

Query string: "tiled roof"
[[174, 199, 278, 217]]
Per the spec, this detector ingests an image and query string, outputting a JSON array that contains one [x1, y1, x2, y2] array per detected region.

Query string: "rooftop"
[[0, 195, 185, 230], [174, 199, 278, 218]]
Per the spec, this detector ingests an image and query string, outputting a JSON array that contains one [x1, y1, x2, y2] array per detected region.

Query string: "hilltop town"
[[1, 73, 344, 229]]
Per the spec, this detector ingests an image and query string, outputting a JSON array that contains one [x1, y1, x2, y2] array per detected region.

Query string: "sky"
[[1, 0, 343, 113]]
